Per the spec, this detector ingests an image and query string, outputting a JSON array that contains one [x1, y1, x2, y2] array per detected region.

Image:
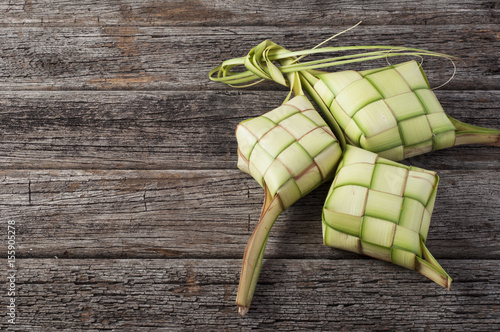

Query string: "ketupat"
[[210, 37, 500, 161], [323, 145, 451, 289], [304, 60, 500, 161], [208, 27, 498, 315], [235, 95, 342, 315]]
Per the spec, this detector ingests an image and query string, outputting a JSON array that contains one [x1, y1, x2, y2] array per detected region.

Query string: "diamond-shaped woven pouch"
[[236, 95, 342, 209], [234, 95, 343, 314], [322, 144, 452, 288], [313, 60, 457, 161]]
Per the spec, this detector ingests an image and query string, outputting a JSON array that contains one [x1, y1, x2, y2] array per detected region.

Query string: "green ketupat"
[[323, 144, 451, 289], [208, 28, 497, 315], [210, 37, 499, 161], [307, 60, 500, 161], [235, 95, 342, 315]]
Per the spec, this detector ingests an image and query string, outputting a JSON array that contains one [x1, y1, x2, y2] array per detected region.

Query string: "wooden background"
[[0, 1, 498, 331]]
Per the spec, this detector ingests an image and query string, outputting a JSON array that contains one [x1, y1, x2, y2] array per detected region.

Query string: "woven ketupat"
[[236, 94, 342, 209], [322, 145, 452, 289], [235, 94, 343, 315], [313, 60, 457, 161]]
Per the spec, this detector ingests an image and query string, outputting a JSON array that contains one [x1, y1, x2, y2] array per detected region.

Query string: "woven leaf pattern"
[[206, 38, 500, 313], [315, 60, 457, 161], [323, 145, 439, 272], [236, 95, 342, 209]]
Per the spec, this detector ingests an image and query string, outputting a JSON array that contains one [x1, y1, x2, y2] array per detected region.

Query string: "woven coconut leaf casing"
[[313, 60, 457, 161], [236, 94, 342, 209], [207, 37, 500, 315], [235, 94, 343, 315], [322, 144, 452, 289]]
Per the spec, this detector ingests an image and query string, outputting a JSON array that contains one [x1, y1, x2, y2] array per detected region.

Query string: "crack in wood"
[[28, 179, 32, 205]]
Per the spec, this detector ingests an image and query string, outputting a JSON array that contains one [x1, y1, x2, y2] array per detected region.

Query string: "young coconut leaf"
[[236, 94, 342, 315], [210, 33, 499, 161], [322, 144, 452, 289], [305, 60, 500, 161], [209, 35, 457, 149]]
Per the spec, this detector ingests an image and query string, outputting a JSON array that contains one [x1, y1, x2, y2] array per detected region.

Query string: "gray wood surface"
[[0, 1, 497, 26], [0, 1, 498, 331], [2, 259, 499, 331], [0, 25, 498, 90], [1, 169, 499, 260], [0, 90, 498, 170]]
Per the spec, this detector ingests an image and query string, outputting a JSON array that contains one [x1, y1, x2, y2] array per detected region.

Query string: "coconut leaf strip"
[[236, 185, 283, 315]]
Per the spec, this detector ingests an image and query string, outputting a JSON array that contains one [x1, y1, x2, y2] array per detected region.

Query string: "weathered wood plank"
[[0, 258, 498, 331], [0, 0, 497, 27], [0, 25, 498, 90], [1, 169, 498, 259], [0, 2, 496, 331], [0, 90, 498, 170]]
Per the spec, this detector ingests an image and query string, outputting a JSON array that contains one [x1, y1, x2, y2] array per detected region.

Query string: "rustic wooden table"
[[0, 1, 498, 331]]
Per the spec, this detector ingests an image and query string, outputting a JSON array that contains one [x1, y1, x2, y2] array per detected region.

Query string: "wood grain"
[[0, 25, 498, 90], [0, 0, 497, 26], [0, 1, 498, 330], [1, 169, 498, 259], [0, 90, 498, 170], [0, 259, 498, 331]]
